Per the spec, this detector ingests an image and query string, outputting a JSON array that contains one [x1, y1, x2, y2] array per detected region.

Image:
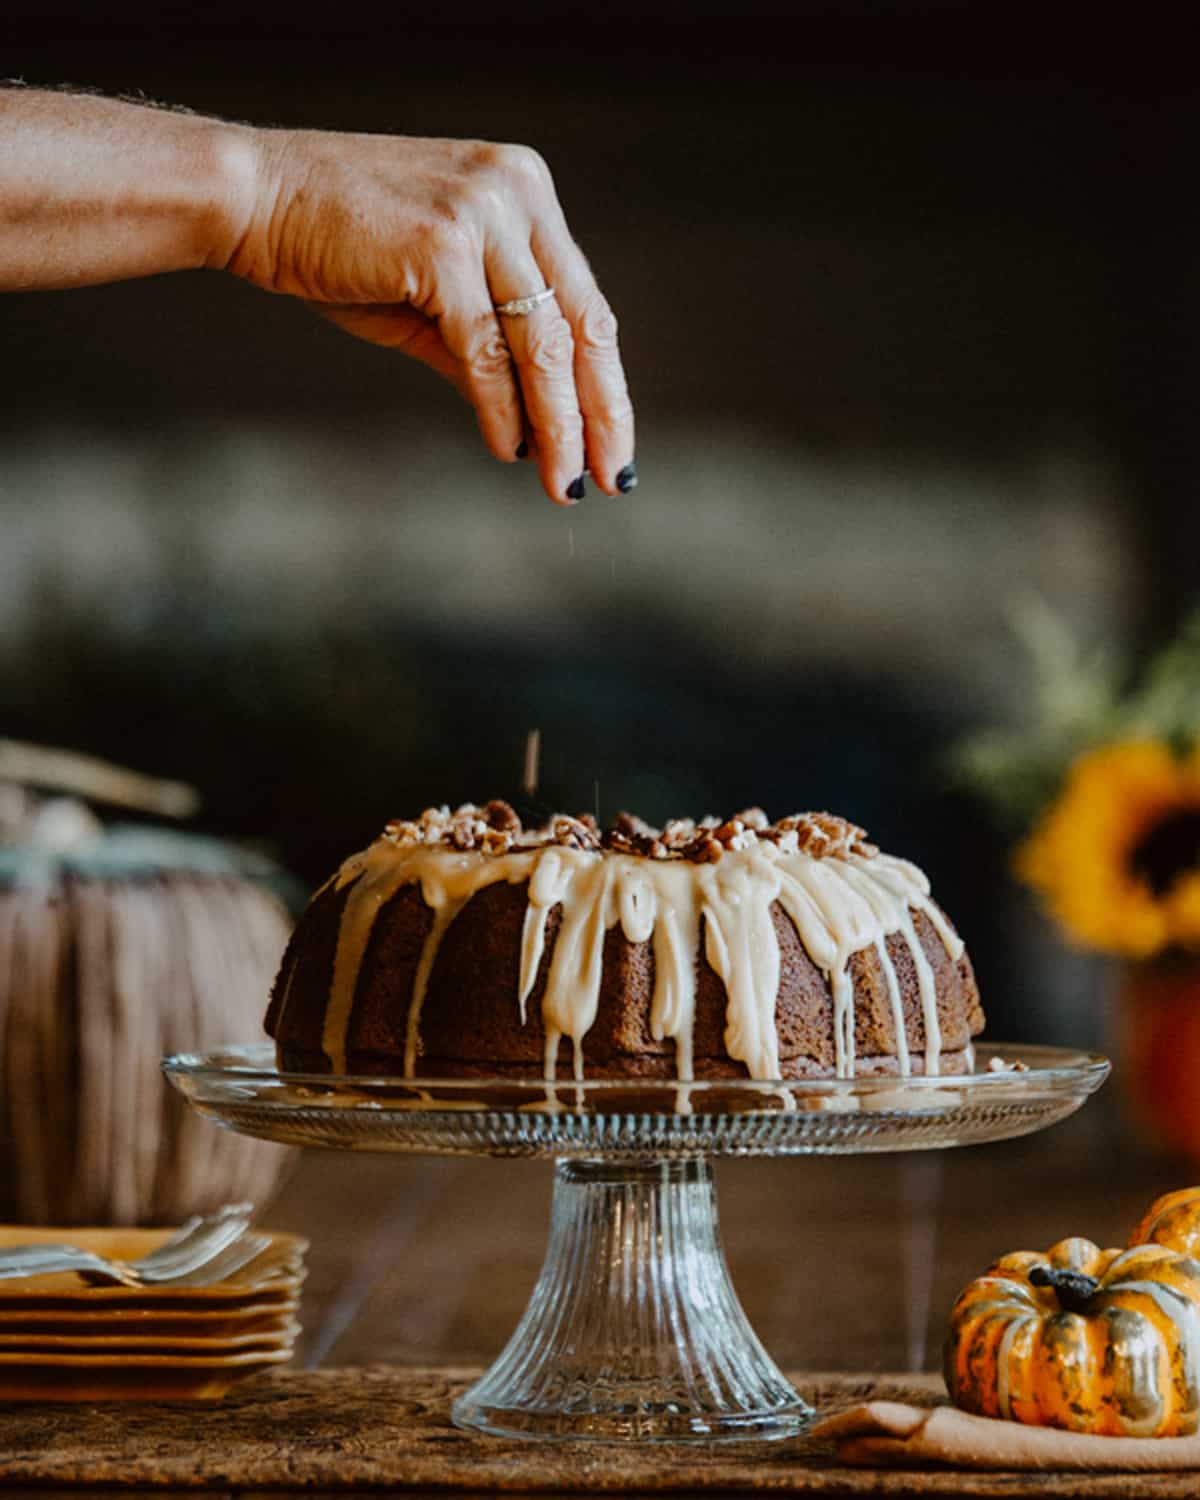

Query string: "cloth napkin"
[[812, 1401, 1200, 1471]]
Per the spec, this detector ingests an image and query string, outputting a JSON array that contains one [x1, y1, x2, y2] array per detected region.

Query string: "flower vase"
[[1115, 958, 1200, 1160]]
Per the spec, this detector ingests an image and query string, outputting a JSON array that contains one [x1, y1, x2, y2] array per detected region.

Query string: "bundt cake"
[[267, 802, 984, 1083]]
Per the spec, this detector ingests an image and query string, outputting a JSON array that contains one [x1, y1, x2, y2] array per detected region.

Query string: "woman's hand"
[[0, 90, 635, 506], [226, 130, 636, 506]]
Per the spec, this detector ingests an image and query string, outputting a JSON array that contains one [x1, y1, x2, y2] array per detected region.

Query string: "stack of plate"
[[0, 1226, 306, 1400]]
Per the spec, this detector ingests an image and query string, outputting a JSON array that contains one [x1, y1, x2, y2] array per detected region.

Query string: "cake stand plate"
[[164, 1043, 1107, 1444]]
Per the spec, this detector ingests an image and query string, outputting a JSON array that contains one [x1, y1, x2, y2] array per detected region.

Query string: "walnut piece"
[[482, 799, 521, 832], [681, 833, 723, 863], [551, 814, 602, 852]]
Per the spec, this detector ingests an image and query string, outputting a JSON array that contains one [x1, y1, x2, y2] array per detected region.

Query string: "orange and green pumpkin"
[[945, 1235, 1200, 1436], [1131, 1187, 1200, 1259]]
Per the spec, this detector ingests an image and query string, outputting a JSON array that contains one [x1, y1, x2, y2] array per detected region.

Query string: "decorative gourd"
[[1131, 1188, 1200, 1259], [945, 1235, 1200, 1436], [0, 791, 296, 1226]]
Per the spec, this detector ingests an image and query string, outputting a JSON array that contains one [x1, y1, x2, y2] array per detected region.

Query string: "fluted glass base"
[[452, 1158, 811, 1442]]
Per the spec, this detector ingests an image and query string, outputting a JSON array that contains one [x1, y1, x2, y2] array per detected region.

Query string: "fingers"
[[532, 226, 636, 498], [252, 132, 632, 503], [318, 301, 544, 474], [431, 259, 529, 472], [489, 250, 587, 506], [308, 140, 632, 505], [315, 284, 610, 510]]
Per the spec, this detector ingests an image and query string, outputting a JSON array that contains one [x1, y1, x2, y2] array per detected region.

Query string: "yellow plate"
[[0, 1317, 299, 1352], [0, 1284, 302, 1313], [0, 1346, 292, 1401], [0, 1296, 298, 1331], [0, 1227, 306, 1304]]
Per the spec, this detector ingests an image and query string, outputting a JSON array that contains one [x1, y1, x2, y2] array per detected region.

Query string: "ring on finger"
[[494, 286, 556, 317]]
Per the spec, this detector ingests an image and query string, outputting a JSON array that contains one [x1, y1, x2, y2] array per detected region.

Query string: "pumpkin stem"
[[1029, 1264, 1101, 1313]]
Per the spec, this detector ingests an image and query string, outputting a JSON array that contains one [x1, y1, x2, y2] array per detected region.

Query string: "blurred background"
[[3, 5, 1197, 1047]]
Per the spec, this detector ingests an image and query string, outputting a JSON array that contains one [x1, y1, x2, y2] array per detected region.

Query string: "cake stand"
[[164, 1042, 1107, 1444]]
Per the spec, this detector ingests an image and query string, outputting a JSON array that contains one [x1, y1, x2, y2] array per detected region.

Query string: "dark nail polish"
[[616, 462, 638, 494], [516, 441, 529, 459], [566, 475, 586, 502]]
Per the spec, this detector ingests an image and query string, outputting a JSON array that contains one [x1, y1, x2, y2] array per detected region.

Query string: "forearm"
[[0, 88, 258, 290]]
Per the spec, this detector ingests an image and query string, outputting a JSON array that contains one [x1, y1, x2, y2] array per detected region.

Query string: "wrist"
[[199, 119, 275, 275]]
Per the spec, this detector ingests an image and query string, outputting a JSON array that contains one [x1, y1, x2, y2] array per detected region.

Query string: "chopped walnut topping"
[[682, 833, 723, 863], [611, 810, 660, 840], [378, 804, 877, 863], [660, 818, 697, 848], [603, 814, 668, 856], [618, 832, 668, 858], [777, 812, 877, 861], [449, 810, 489, 850], [482, 799, 521, 833], [551, 814, 602, 852], [382, 819, 422, 847], [383, 802, 492, 851], [712, 818, 758, 853]]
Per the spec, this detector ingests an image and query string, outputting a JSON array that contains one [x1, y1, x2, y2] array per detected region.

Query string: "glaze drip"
[[304, 833, 964, 1081]]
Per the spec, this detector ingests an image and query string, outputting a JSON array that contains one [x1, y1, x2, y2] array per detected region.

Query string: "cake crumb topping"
[[382, 802, 877, 863]]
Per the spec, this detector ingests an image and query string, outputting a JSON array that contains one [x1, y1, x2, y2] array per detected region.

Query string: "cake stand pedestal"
[[165, 1043, 1107, 1444], [458, 1156, 801, 1440]]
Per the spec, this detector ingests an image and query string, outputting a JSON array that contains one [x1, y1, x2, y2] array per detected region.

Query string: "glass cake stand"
[[164, 1042, 1107, 1444]]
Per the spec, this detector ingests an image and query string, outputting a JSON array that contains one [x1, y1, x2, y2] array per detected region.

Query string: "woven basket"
[[0, 800, 295, 1225]]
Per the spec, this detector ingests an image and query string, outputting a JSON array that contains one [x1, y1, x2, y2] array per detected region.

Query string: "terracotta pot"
[[1115, 958, 1200, 1159]]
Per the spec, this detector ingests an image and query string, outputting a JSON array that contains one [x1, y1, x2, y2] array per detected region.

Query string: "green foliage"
[[1123, 611, 1200, 751], [952, 598, 1200, 830]]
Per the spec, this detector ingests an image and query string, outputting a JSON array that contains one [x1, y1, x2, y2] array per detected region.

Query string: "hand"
[[228, 131, 636, 506]]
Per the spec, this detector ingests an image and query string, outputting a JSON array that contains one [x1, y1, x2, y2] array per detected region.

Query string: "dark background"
[[3, 4, 1197, 1045]]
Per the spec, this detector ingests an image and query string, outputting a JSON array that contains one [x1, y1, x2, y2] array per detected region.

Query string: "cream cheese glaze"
[[303, 833, 965, 1081]]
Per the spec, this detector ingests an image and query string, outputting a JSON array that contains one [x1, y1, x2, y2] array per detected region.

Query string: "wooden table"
[[1, 1092, 1193, 1495], [6, 1366, 1194, 1497]]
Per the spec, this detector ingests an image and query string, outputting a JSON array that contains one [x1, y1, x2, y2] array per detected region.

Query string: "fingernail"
[[616, 462, 638, 494], [516, 441, 529, 459], [566, 475, 586, 502]]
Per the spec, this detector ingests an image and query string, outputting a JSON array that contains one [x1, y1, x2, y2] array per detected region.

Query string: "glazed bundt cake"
[[266, 802, 984, 1082]]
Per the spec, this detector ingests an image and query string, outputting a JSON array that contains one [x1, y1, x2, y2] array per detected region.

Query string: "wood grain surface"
[[2, 1366, 1199, 1497]]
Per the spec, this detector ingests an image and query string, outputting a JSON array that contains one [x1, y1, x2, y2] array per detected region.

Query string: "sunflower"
[[1016, 741, 1200, 959]]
